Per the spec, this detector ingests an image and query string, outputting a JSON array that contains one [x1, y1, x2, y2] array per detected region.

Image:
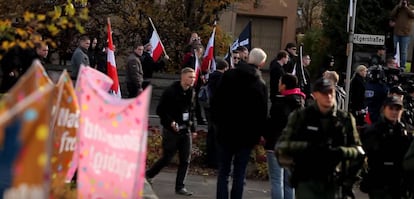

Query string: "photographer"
[[365, 66, 389, 123], [390, 0, 414, 71]]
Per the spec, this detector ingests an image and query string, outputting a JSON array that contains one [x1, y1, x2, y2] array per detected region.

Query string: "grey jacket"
[[70, 47, 89, 79]]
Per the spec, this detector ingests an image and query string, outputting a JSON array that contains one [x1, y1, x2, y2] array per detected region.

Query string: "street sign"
[[353, 34, 385, 45]]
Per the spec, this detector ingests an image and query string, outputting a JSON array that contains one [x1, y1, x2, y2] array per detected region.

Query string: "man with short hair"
[[236, 46, 249, 65], [146, 67, 197, 196], [34, 42, 49, 66], [269, 50, 289, 100], [283, 43, 298, 73], [369, 46, 386, 66], [276, 78, 364, 199], [205, 58, 228, 169], [126, 42, 144, 98], [71, 35, 90, 80]]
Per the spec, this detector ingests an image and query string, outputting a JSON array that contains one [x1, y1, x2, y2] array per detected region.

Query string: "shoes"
[[175, 187, 193, 196]]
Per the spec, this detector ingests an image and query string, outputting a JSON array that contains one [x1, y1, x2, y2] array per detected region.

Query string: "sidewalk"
[[149, 170, 270, 199], [147, 170, 369, 199]]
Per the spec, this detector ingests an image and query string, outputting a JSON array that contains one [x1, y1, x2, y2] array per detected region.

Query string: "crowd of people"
[[1, 2, 414, 197], [145, 30, 414, 198]]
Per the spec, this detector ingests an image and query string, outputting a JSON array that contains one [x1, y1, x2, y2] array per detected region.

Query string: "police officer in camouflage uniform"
[[276, 78, 365, 199]]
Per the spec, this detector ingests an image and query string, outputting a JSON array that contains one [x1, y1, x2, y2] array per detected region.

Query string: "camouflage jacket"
[[276, 103, 364, 185]]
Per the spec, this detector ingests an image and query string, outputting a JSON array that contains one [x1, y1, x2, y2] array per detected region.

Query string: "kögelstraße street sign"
[[353, 34, 385, 45]]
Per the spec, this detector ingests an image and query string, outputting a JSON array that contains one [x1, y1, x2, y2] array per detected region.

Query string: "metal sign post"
[[344, 0, 358, 112]]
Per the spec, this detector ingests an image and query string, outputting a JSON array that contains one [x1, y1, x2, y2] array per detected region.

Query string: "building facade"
[[220, 0, 298, 67]]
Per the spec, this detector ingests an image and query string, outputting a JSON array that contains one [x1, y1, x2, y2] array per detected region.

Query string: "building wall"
[[219, 0, 297, 67]]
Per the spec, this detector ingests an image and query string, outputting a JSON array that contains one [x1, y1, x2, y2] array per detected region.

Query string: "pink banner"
[[66, 66, 114, 182], [76, 66, 151, 198]]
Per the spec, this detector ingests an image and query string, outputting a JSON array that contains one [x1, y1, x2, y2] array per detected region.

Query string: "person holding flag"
[[139, 42, 168, 89]]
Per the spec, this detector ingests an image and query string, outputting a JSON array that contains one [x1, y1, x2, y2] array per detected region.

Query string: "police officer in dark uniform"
[[276, 78, 364, 199], [145, 67, 197, 196], [360, 96, 413, 199]]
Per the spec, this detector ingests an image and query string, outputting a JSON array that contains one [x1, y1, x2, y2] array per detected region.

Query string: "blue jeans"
[[393, 35, 410, 70], [266, 151, 294, 199], [216, 145, 252, 199]]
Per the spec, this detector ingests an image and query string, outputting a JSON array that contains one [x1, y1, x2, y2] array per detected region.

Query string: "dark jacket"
[[350, 74, 366, 112], [211, 63, 268, 150], [156, 81, 196, 133], [361, 116, 412, 191], [207, 70, 224, 103], [0, 46, 35, 92], [265, 88, 305, 150], [70, 47, 89, 79], [140, 51, 165, 78], [283, 51, 297, 74], [126, 52, 144, 97], [269, 58, 285, 102]]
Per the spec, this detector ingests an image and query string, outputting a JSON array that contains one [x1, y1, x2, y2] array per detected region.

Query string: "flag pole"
[[299, 44, 307, 85], [148, 17, 168, 57]]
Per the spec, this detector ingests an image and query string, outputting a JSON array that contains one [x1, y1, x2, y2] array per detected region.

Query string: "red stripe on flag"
[[201, 27, 215, 73], [201, 47, 213, 73], [152, 42, 163, 62], [107, 18, 120, 95]]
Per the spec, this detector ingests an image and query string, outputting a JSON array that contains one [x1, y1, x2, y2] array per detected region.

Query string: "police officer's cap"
[[389, 86, 405, 95], [383, 96, 403, 108], [313, 78, 335, 94]]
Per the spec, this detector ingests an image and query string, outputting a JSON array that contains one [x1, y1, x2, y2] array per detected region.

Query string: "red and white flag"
[[106, 18, 121, 97], [194, 49, 201, 87], [201, 26, 216, 73], [394, 42, 400, 68], [149, 17, 165, 62]]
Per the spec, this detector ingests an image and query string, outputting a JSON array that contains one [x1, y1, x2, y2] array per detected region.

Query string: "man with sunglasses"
[[361, 96, 413, 198], [231, 51, 241, 68]]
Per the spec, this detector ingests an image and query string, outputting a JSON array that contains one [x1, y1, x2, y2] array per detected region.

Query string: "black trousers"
[[146, 128, 192, 190]]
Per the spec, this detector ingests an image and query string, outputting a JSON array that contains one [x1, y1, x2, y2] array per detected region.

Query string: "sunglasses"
[[233, 57, 241, 60]]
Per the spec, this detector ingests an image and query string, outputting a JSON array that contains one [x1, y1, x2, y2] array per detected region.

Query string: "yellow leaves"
[[47, 24, 59, 36], [65, 3, 75, 16], [57, 17, 69, 29], [75, 22, 85, 34], [48, 6, 62, 20], [78, 8, 89, 20], [16, 28, 28, 38], [37, 14, 46, 22], [23, 11, 35, 22], [1, 41, 14, 51]]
